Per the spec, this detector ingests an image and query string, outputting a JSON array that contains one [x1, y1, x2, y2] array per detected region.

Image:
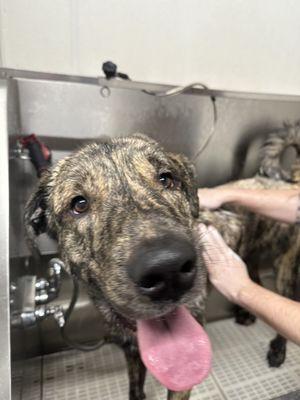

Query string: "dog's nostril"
[[139, 274, 166, 299], [178, 261, 196, 289], [140, 274, 165, 291], [180, 260, 195, 274]]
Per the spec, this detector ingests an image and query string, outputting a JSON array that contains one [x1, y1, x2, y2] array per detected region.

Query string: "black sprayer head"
[[102, 61, 130, 80], [20, 134, 52, 177]]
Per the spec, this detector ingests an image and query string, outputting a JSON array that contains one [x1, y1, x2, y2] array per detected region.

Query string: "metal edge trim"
[[1, 67, 300, 103]]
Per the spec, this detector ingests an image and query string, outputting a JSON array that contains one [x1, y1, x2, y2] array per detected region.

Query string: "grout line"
[[210, 371, 228, 400], [211, 365, 300, 399]]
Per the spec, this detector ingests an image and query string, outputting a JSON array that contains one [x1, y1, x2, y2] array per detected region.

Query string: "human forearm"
[[199, 223, 300, 345], [224, 188, 299, 223], [198, 187, 299, 224], [238, 281, 300, 345]]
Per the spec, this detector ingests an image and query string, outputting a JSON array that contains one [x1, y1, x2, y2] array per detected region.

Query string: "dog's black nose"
[[128, 235, 197, 301]]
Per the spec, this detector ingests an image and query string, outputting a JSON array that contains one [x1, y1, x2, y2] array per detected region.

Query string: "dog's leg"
[[267, 334, 287, 368], [167, 390, 191, 400], [266, 251, 299, 367], [234, 304, 256, 326], [123, 343, 146, 400]]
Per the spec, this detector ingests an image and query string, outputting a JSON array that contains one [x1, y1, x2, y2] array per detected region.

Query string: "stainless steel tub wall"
[[10, 74, 300, 189], [0, 75, 11, 400], [7, 70, 300, 260], [5, 69, 300, 398]]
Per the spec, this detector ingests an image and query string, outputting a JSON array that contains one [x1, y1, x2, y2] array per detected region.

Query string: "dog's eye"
[[159, 172, 180, 189], [70, 196, 89, 215]]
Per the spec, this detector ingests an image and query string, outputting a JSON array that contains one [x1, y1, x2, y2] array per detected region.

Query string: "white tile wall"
[[1, 0, 300, 95], [0, 0, 73, 73]]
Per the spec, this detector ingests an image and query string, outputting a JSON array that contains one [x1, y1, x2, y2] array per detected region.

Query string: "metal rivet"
[[100, 86, 111, 98]]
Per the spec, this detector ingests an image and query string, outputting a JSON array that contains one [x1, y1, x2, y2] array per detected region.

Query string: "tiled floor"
[[12, 318, 300, 400]]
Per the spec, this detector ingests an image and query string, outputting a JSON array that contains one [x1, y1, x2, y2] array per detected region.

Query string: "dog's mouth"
[[109, 301, 212, 391], [137, 306, 212, 391]]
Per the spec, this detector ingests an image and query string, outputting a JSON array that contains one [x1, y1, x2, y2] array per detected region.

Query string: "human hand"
[[197, 187, 230, 210], [198, 223, 252, 303]]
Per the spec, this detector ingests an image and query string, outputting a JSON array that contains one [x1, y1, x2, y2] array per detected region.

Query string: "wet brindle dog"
[[25, 134, 209, 400], [25, 128, 300, 400]]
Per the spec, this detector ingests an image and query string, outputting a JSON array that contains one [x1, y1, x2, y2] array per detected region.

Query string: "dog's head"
[[25, 134, 207, 329]]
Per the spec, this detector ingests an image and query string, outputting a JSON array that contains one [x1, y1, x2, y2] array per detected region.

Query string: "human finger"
[[207, 226, 243, 263], [206, 225, 240, 262], [198, 224, 220, 262]]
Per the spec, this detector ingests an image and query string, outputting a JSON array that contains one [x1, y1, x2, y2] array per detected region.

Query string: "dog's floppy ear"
[[167, 152, 199, 218], [24, 170, 52, 246]]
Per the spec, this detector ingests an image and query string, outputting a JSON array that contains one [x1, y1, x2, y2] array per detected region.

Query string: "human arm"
[[198, 187, 299, 224], [198, 223, 300, 345]]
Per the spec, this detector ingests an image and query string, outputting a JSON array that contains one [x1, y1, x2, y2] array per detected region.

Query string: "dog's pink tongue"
[[137, 306, 212, 392]]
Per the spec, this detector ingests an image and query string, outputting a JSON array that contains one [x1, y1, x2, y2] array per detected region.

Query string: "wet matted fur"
[[25, 127, 300, 399], [25, 133, 207, 400]]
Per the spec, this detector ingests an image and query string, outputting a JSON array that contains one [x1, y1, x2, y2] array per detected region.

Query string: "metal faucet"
[[35, 258, 63, 304], [10, 258, 66, 328]]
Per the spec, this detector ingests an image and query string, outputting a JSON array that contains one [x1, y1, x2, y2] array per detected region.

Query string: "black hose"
[[60, 276, 106, 352], [25, 138, 104, 352]]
